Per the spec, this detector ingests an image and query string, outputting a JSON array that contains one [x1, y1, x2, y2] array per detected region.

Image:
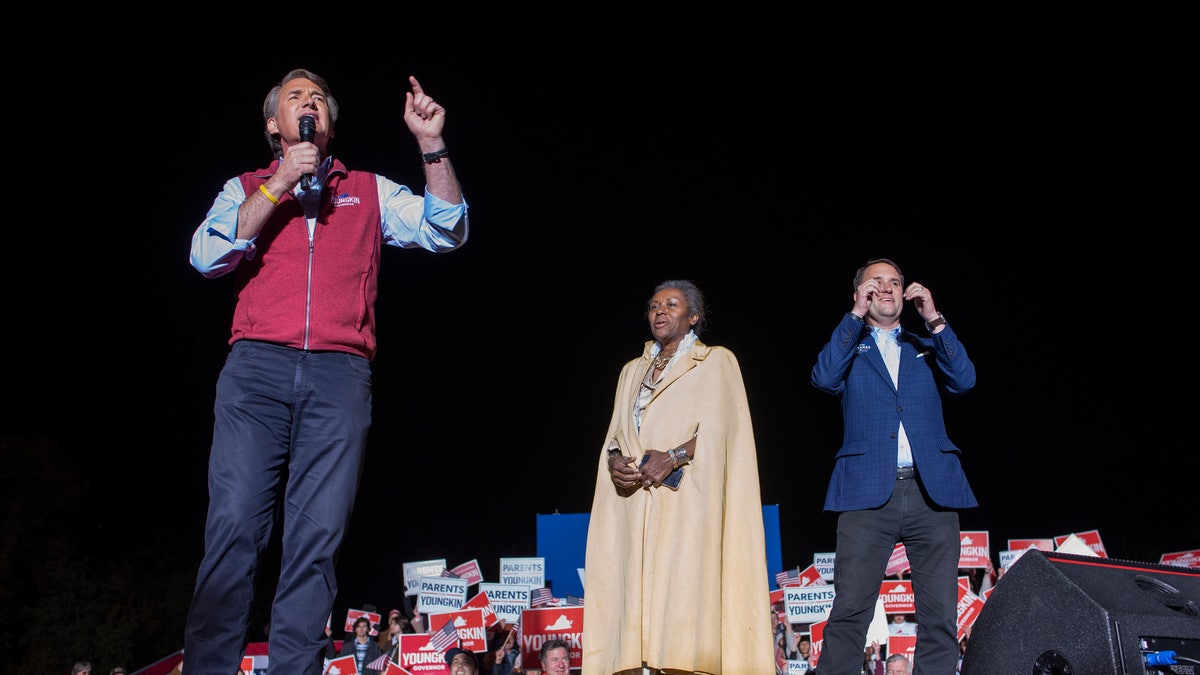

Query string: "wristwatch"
[[925, 312, 946, 331]]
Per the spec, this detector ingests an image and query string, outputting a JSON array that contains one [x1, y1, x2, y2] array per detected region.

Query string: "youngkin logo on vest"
[[333, 193, 361, 208]]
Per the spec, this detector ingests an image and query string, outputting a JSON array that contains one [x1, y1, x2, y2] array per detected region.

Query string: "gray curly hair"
[[648, 279, 709, 337]]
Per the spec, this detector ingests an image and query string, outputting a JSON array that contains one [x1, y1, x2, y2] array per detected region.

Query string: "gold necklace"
[[652, 350, 676, 369]]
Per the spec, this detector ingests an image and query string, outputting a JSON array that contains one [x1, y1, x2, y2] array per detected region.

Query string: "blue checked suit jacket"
[[812, 313, 978, 512]]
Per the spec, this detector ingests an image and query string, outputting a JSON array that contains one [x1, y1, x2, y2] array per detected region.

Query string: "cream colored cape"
[[582, 340, 773, 675]]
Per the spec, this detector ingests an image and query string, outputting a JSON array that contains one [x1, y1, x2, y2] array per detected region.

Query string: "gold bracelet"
[[258, 183, 280, 204]]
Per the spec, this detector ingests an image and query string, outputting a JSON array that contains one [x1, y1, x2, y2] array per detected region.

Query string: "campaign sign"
[[343, 609, 382, 635], [500, 557, 546, 587], [998, 548, 1036, 571], [785, 658, 812, 673], [878, 579, 914, 614], [480, 582, 532, 624], [1007, 537, 1054, 552], [395, 632, 453, 674], [888, 634, 917, 660], [519, 606, 584, 670], [785, 585, 836, 624], [799, 564, 825, 587], [405, 558, 449, 596], [1161, 549, 1200, 568], [463, 591, 501, 629], [958, 531, 990, 568], [885, 543, 910, 576], [813, 552, 836, 581], [808, 619, 826, 670], [427, 608, 488, 653], [323, 654, 358, 674], [955, 584, 986, 641], [418, 575, 468, 615], [1054, 529, 1107, 557], [449, 559, 484, 586]]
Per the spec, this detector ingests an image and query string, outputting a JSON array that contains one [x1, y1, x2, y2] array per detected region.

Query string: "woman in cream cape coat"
[[582, 330, 773, 675]]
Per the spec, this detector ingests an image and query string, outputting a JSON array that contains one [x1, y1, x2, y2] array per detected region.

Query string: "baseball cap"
[[444, 647, 479, 667]]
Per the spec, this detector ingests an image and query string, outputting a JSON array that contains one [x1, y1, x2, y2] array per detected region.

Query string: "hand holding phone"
[[640, 453, 684, 490]]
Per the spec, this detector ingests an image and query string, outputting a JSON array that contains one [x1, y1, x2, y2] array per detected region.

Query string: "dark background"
[[2, 18, 1196, 672]]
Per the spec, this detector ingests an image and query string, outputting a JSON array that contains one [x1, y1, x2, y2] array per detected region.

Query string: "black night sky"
[[3, 17, 1196, 672]]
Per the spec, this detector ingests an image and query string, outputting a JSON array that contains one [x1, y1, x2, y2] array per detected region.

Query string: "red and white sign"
[[426, 608, 488, 653], [463, 591, 501, 629], [1008, 537, 1054, 552], [323, 654, 359, 675], [958, 531, 990, 568], [885, 544, 910, 576], [343, 609, 382, 636], [519, 606, 584, 670], [878, 580, 914, 614], [1054, 529, 1107, 557], [449, 559, 485, 586], [808, 620, 826, 670], [770, 588, 785, 607], [955, 585, 986, 641], [1160, 549, 1200, 568], [394, 632, 454, 674], [887, 634, 917, 660], [799, 563, 826, 587]]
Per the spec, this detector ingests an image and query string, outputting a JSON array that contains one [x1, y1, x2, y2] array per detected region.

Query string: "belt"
[[896, 466, 916, 480]]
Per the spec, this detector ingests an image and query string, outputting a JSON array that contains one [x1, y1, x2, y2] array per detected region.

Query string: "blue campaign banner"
[[536, 505, 784, 599]]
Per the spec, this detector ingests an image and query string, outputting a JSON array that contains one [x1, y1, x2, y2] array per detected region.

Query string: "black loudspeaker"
[[961, 550, 1200, 674]]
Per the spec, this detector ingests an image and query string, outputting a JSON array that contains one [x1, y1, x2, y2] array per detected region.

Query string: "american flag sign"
[[427, 617, 460, 653], [530, 587, 553, 607], [776, 567, 801, 587]]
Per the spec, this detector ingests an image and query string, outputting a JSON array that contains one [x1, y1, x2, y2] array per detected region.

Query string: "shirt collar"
[[870, 325, 902, 339]]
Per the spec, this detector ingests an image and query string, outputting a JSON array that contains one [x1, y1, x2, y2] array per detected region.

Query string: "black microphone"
[[299, 115, 316, 190]]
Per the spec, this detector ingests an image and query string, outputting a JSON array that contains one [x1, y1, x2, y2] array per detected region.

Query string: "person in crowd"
[[775, 618, 792, 675], [182, 67, 469, 675], [339, 615, 385, 675], [445, 647, 481, 675], [108, 668, 127, 675], [863, 641, 884, 675], [885, 653, 913, 675], [539, 638, 571, 675], [795, 634, 813, 668], [811, 257, 977, 675], [71, 662, 92, 675], [482, 620, 519, 675], [386, 609, 409, 646], [888, 613, 917, 636], [375, 608, 409, 658], [582, 279, 773, 674], [778, 616, 801, 661]]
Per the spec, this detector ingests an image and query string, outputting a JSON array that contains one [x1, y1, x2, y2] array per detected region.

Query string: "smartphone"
[[640, 454, 684, 490]]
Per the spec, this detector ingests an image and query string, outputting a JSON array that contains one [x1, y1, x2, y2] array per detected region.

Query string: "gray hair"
[[262, 68, 340, 159], [885, 653, 912, 672], [649, 279, 709, 337]]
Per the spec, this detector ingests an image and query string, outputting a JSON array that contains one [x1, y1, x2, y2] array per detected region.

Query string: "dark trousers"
[[818, 476, 960, 675], [183, 340, 372, 675]]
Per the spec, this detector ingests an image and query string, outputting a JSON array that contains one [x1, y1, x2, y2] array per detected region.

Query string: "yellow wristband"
[[258, 183, 279, 204]]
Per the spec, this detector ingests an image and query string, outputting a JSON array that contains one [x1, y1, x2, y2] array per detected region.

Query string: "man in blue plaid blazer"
[[811, 257, 977, 675]]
